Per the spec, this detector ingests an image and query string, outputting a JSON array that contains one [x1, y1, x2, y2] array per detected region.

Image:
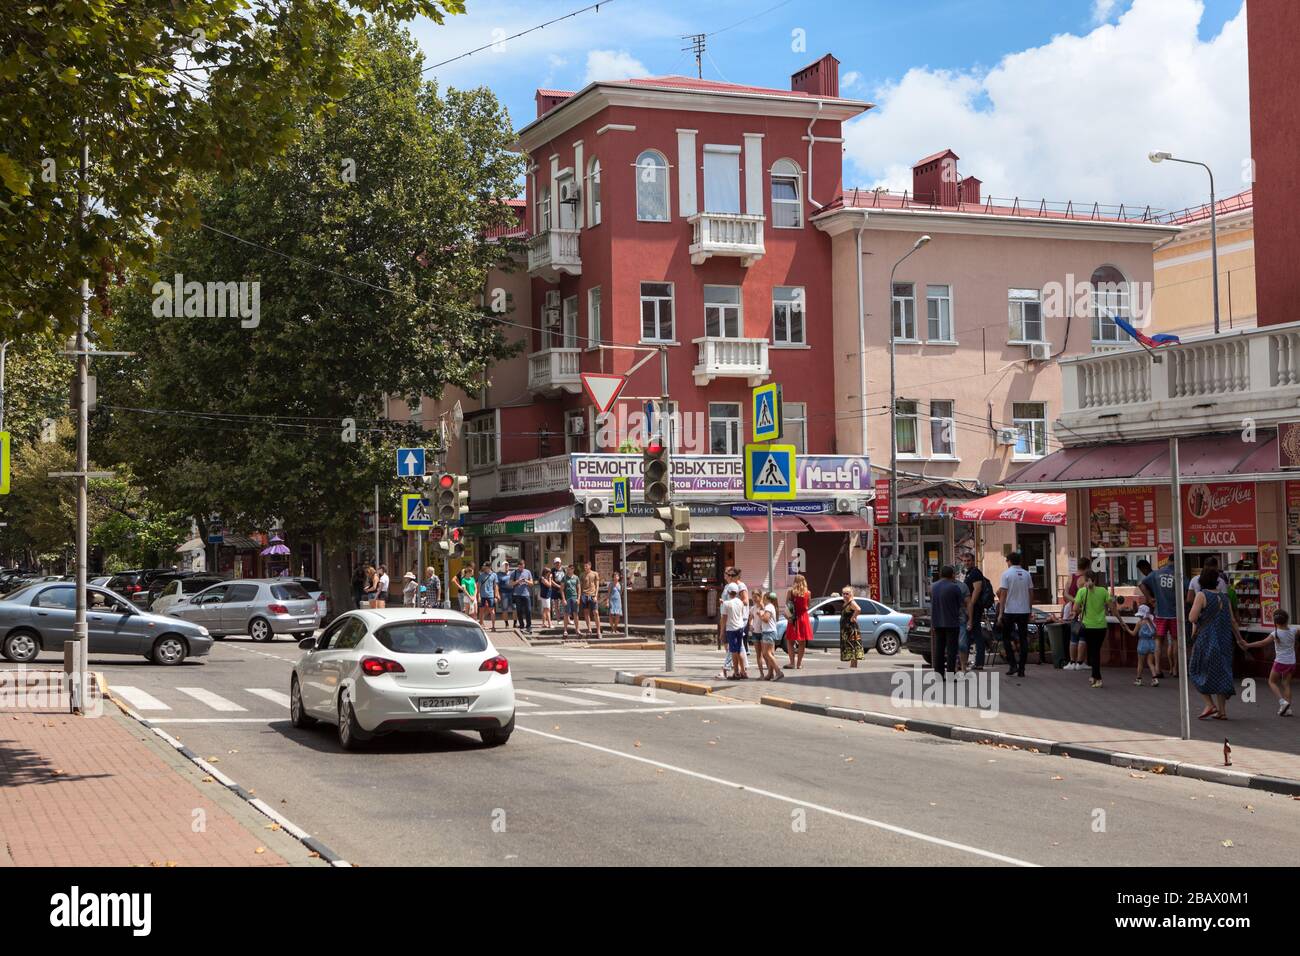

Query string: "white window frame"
[[704, 284, 742, 339], [702, 144, 742, 215], [892, 283, 918, 342], [929, 400, 956, 458], [783, 401, 807, 454], [640, 282, 674, 343], [926, 284, 954, 343], [770, 158, 803, 229], [1008, 288, 1044, 343], [895, 399, 920, 457], [565, 409, 588, 454], [708, 402, 743, 456], [466, 412, 499, 472], [634, 150, 670, 222], [772, 286, 806, 346], [1091, 265, 1129, 344], [562, 295, 579, 350], [586, 286, 601, 349], [586, 157, 602, 227], [539, 185, 552, 232], [1012, 402, 1048, 460]]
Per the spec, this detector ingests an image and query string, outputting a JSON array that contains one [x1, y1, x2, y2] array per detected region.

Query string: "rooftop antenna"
[[682, 33, 706, 79]]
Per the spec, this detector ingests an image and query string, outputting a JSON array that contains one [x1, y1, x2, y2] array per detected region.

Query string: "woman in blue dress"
[[1188, 567, 1243, 719]]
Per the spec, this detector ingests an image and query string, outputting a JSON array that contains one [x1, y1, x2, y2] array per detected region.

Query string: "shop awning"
[[688, 515, 745, 542], [799, 514, 871, 532], [589, 516, 667, 543], [1004, 433, 1283, 489], [952, 490, 1068, 526], [733, 514, 810, 533], [466, 507, 555, 536], [532, 506, 573, 534]]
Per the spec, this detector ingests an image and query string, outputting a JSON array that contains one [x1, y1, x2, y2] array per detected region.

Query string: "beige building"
[[814, 151, 1179, 606], [1150, 188, 1255, 335]]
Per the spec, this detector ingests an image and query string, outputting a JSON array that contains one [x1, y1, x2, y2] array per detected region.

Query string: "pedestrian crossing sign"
[[611, 476, 629, 514], [751, 383, 782, 443], [744, 443, 796, 501], [401, 493, 433, 530]]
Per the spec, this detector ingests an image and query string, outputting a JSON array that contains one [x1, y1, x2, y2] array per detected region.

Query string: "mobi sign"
[[1181, 481, 1257, 547]]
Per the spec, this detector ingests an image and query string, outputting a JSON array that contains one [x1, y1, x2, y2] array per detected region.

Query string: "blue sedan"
[[776, 595, 913, 655]]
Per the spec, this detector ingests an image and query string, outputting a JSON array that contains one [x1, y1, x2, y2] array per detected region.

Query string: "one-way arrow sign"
[[396, 447, 426, 478]]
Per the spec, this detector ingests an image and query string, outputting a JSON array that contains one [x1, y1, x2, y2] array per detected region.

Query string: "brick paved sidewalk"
[[0, 699, 309, 867], [627, 654, 1300, 783]]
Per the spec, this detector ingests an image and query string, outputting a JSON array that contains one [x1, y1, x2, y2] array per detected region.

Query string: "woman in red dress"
[[787, 574, 813, 670]]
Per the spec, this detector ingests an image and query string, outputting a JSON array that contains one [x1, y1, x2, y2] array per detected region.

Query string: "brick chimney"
[[535, 89, 574, 119], [958, 175, 982, 206], [912, 149, 960, 206], [791, 54, 840, 97]]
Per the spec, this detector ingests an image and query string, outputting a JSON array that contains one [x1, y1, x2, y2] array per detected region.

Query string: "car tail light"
[[127, 584, 142, 593], [479, 655, 509, 674], [267, 603, 288, 615], [361, 657, 405, 676]]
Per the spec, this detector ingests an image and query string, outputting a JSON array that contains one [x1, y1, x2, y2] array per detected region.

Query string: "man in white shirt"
[[996, 552, 1034, 677], [1186, 556, 1229, 603], [717, 584, 749, 680], [374, 565, 390, 609]]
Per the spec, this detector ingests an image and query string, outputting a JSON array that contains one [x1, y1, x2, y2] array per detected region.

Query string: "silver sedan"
[[776, 595, 913, 655], [0, 582, 213, 665]]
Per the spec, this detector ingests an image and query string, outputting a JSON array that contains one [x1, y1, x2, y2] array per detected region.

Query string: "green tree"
[[89, 472, 191, 570], [2, 330, 68, 441], [0, 420, 76, 567], [101, 18, 523, 606], [0, 0, 461, 339]]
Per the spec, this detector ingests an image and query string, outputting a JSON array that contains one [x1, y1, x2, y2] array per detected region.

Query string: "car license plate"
[[298, 618, 314, 625], [418, 697, 469, 712]]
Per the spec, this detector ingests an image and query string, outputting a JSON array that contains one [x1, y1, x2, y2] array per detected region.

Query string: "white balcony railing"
[[687, 212, 765, 267], [527, 347, 582, 395], [692, 336, 770, 387], [526, 228, 582, 279], [472, 454, 571, 500], [1058, 321, 1300, 444]]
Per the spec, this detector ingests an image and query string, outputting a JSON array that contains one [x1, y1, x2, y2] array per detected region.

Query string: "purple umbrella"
[[260, 534, 291, 556]]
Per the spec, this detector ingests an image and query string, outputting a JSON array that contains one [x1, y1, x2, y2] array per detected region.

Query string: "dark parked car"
[[0, 581, 213, 665], [105, 570, 147, 602]]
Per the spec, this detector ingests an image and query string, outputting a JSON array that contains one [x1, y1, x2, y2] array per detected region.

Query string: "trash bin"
[[1045, 622, 1069, 668]]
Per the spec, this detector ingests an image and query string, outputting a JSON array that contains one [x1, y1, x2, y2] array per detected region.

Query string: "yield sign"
[[581, 373, 626, 415]]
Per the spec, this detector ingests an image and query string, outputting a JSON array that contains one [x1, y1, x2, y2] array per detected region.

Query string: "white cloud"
[[841, 69, 862, 90], [1092, 0, 1121, 24], [584, 49, 650, 84], [842, 0, 1250, 213]]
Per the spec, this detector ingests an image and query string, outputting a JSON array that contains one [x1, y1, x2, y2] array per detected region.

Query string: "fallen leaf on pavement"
[[655, 769, 664, 774], [208, 757, 220, 763], [264, 822, 281, 831], [1151, 765, 1167, 774], [845, 757, 854, 763], [893, 723, 907, 732], [200, 775, 213, 783], [708, 740, 717, 746], [929, 801, 936, 806], [255, 847, 266, 854], [1128, 771, 1146, 778], [633, 741, 641, 748], [1051, 775, 1064, 781], [1244, 805, 1255, 813], [307, 851, 321, 859], [1221, 840, 1234, 848], [228, 749, 239, 754]]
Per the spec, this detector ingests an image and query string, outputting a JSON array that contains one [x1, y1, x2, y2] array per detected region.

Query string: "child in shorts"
[[1242, 608, 1296, 716], [1124, 603, 1159, 686]]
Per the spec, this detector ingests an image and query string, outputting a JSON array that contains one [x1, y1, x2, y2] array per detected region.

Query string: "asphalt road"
[[53, 638, 1300, 867]]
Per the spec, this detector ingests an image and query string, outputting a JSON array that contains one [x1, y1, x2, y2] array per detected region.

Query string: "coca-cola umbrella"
[[260, 534, 292, 556], [952, 490, 1068, 526]]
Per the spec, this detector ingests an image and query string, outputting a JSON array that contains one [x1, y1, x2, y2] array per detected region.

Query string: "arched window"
[[1090, 265, 1129, 344], [586, 157, 602, 226], [634, 150, 670, 222], [770, 158, 802, 228]]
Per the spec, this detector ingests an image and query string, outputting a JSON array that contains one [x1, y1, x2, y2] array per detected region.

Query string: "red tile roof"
[[536, 89, 575, 98], [914, 148, 959, 166]]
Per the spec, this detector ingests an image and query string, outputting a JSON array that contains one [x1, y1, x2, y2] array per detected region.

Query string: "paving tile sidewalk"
[[624, 657, 1300, 784], [0, 700, 310, 867]]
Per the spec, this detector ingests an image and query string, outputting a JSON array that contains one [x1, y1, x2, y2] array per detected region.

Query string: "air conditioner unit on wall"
[[585, 497, 609, 516], [1026, 342, 1051, 362], [544, 308, 561, 326], [835, 497, 857, 514], [545, 290, 561, 308], [559, 180, 580, 204], [567, 416, 586, 436], [996, 427, 1018, 446]]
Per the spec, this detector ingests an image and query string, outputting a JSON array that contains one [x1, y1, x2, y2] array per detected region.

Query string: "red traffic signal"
[[449, 527, 464, 544], [646, 438, 664, 456], [437, 473, 455, 490]]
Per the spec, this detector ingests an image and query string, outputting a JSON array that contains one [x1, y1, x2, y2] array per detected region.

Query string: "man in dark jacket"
[[930, 565, 966, 679]]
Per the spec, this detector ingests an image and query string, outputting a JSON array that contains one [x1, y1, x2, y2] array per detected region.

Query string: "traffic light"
[[642, 435, 670, 505], [653, 506, 673, 546], [671, 504, 691, 551], [449, 526, 465, 560], [435, 473, 469, 522]]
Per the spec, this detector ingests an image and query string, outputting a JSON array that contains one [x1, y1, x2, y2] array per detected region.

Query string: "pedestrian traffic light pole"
[[1170, 436, 1191, 740], [661, 346, 675, 673]]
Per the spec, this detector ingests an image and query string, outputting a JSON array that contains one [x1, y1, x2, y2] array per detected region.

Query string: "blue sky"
[[409, 0, 1251, 211]]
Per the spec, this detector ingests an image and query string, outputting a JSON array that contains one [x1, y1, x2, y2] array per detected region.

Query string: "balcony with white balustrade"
[[527, 347, 582, 396], [469, 454, 571, 502], [526, 228, 581, 280], [687, 212, 765, 267], [692, 336, 770, 387], [1057, 321, 1300, 444]]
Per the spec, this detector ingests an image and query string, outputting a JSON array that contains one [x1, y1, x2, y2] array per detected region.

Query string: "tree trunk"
[[324, 541, 357, 618]]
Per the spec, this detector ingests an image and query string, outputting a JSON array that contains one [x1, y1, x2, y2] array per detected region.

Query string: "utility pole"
[[1170, 436, 1191, 740], [661, 346, 675, 673], [681, 33, 705, 79]]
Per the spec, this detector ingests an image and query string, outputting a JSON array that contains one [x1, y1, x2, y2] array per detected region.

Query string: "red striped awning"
[[799, 514, 871, 532], [952, 490, 1068, 526], [734, 514, 811, 533]]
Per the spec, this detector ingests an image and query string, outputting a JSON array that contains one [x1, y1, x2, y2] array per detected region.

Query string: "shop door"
[[921, 537, 945, 604], [879, 539, 921, 609], [1017, 528, 1054, 604]]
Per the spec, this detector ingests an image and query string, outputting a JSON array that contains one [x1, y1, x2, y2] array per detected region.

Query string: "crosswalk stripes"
[[245, 688, 291, 708], [112, 686, 171, 711], [511, 688, 602, 706], [177, 687, 247, 712]]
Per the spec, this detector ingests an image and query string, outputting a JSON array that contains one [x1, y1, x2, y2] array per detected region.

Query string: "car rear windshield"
[[270, 583, 310, 600], [375, 621, 488, 655]]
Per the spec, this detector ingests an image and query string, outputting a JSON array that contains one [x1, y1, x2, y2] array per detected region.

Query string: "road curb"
[[614, 671, 715, 696], [755, 696, 1300, 796], [106, 687, 351, 867]]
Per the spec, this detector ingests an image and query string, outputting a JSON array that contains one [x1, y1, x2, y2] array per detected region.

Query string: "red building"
[[463, 56, 875, 618]]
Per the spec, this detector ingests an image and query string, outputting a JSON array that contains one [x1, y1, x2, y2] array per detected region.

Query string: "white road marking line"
[[513, 689, 602, 706], [570, 687, 662, 702], [246, 688, 291, 708], [517, 726, 1039, 867], [513, 699, 540, 708], [149, 718, 281, 723], [111, 685, 171, 711], [177, 687, 247, 712], [520, 704, 760, 716]]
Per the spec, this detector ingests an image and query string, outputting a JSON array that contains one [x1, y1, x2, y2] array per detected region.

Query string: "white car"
[[289, 608, 515, 751]]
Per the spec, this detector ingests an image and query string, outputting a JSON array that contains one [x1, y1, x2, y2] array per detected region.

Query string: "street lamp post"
[[887, 235, 931, 608], [1149, 151, 1220, 334]]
